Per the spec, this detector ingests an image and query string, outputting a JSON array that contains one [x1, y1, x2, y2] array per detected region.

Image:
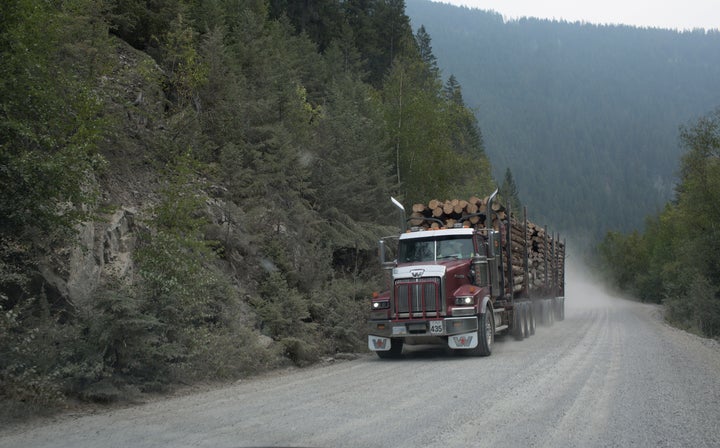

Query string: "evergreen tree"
[[443, 75, 464, 106], [309, 75, 395, 234], [441, 75, 493, 196], [344, 0, 415, 87], [415, 25, 439, 80], [321, 24, 366, 78], [108, 0, 186, 52], [268, 0, 343, 52], [500, 167, 522, 214]]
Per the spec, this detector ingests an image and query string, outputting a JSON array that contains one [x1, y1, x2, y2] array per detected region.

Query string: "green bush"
[[0, 299, 64, 417], [280, 337, 320, 367], [308, 278, 371, 354]]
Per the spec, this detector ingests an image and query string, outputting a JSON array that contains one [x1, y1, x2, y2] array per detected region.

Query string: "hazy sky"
[[432, 0, 720, 31]]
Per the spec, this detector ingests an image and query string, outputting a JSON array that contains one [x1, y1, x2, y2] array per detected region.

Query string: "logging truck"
[[368, 190, 566, 358]]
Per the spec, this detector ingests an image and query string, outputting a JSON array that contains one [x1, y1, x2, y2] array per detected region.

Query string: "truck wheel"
[[522, 302, 530, 337], [557, 297, 565, 321], [529, 302, 536, 335], [513, 304, 525, 340], [468, 307, 493, 356], [544, 299, 554, 326], [376, 339, 403, 359]]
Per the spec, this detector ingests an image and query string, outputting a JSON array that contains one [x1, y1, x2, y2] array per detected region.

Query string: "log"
[[409, 212, 425, 226], [412, 203, 426, 214], [453, 202, 464, 214]]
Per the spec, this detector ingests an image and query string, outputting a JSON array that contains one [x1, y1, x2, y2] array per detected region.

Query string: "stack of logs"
[[408, 196, 504, 229], [509, 218, 566, 295], [410, 196, 565, 296]]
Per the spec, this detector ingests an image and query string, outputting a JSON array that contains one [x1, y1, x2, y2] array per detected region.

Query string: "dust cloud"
[[563, 250, 634, 312]]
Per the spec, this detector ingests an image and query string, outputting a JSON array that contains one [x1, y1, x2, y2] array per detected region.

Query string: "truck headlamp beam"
[[455, 296, 474, 306], [372, 300, 390, 310]]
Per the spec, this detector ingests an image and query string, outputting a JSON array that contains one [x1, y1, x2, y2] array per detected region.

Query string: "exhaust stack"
[[391, 196, 406, 231]]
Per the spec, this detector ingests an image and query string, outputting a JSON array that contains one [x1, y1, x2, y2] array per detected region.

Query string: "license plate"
[[429, 320, 443, 335]]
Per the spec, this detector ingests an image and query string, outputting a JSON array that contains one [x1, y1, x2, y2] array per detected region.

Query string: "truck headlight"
[[372, 300, 390, 310], [455, 296, 474, 306]]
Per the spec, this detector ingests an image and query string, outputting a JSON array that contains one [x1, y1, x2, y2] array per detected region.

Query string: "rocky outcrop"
[[39, 207, 141, 309]]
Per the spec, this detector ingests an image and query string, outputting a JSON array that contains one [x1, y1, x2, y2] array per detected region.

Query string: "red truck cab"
[[368, 227, 496, 358]]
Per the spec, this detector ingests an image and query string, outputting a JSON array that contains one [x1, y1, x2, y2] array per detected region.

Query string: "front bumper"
[[367, 316, 478, 339]]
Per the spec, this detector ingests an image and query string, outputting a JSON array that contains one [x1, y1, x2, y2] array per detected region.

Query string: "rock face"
[[38, 208, 141, 309], [36, 37, 166, 309], [67, 208, 139, 307]]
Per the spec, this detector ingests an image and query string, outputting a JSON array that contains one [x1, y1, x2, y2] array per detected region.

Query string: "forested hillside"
[[597, 109, 720, 338], [406, 0, 720, 247], [0, 0, 495, 415]]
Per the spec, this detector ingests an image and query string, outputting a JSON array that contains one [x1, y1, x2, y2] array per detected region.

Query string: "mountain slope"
[[406, 0, 720, 247]]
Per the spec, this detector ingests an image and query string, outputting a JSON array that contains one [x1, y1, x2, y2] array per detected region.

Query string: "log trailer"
[[368, 191, 566, 358]]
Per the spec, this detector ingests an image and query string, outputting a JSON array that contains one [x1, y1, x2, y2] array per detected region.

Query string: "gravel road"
[[2, 272, 720, 448]]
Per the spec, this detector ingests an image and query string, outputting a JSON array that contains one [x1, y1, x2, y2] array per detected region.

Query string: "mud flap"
[[448, 331, 479, 349], [368, 335, 391, 351]]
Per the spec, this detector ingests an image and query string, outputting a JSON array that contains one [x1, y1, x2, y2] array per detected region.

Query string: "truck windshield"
[[398, 235, 474, 263]]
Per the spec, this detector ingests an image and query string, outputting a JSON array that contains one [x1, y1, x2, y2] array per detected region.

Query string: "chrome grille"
[[394, 277, 441, 318]]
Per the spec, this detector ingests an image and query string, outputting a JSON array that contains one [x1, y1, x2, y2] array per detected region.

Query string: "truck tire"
[[556, 297, 565, 321], [376, 339, 403, 359], [528, 302, 536, 336], [533, 300, 542, 327], [467, 307, 493, 356], [513, 304, 525, 340], [544, 298, 555, 326]]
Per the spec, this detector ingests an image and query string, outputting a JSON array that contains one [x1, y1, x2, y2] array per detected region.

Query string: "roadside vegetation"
[[597, 109, 720, 338], [0, 0, 494, 416]]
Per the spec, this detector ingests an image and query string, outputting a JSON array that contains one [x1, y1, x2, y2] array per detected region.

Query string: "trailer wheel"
[[529, 302, 536, 336], [513, 304, 525, 340], [533, 301, 542, 327], [468, 307, 494, 356], [544, 299, 555, 326], [376, 339, 403, 359]]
